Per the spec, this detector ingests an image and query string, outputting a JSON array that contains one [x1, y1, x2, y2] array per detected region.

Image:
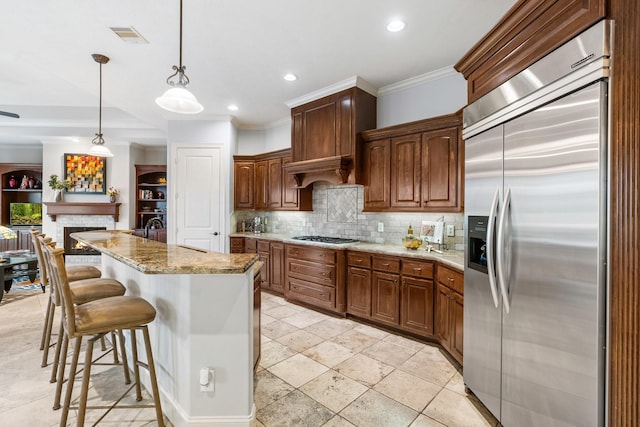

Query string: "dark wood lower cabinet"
[[401, 276, 435, 335], [269, 242, 285, 294], [346, 266, 371, 317], [435, 282, 464, 364], [371, 271, 400, 326], [253, 264, 261, 371]]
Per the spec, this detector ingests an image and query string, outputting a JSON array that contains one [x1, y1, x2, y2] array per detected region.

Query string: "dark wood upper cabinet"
[[361, 112, 463, 212], [233, 149, 312, 211], [390, 134, 422, 208], [267, 158, 283, 209], [254, 160, 268, 210], [287, 86, 377, 187], [362, 139, 391, 209], [455, 0, 605, 103], [422, 127, 458, 209], [233, 160, 254, 210]]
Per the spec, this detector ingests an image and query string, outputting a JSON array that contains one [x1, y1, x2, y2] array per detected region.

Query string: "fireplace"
[[64, 227, 106, 256]]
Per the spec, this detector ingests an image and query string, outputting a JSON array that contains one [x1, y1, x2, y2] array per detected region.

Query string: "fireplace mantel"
[[44, 202, 122, 222]]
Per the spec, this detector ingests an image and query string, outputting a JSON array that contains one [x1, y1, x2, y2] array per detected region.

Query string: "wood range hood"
[[284, 82, 377, 188], [284, 155, 353, 188]]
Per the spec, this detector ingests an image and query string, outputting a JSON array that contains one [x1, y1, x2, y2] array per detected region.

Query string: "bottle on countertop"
[[407, 224, 413, 235]]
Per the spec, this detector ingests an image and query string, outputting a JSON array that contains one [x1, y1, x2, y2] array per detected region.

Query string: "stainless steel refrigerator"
[[463, 21, 610, 427]]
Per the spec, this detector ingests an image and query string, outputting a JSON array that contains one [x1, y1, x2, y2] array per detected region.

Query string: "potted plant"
[[106, 187, 119, 203], [48, 174, 73, 202]]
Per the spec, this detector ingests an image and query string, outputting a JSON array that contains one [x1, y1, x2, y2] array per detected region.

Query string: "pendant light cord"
[[179, 0, 183, 69], [98, 61, 103, 137]]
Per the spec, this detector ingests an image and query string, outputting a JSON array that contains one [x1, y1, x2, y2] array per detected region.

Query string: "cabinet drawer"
[[437, 265, 464, 294], [245, 238, 257, 253], [230, 237, 245, 253], [287, 244, 336, 264], [347, 251, 371, 268], [257, 240, 270, 253], [372, 256, 400, 273], [401, 259, 434, 279], [288, 259, 335, 287], [288, 278, 335, 309]]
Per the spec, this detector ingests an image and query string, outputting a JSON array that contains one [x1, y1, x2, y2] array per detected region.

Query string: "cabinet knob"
[[414, 268, 422, 272], [382, 263, 390, 267], [448, 277, 454, 282]]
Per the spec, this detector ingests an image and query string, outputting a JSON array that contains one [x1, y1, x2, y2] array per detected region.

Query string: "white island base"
[[98, 249, 258, 426]]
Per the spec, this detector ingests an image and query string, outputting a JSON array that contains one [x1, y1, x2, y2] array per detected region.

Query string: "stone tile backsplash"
[[235, 183, 465, 251]]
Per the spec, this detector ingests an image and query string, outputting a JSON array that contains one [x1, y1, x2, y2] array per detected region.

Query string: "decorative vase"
[[28, 177, 35, 189], [54, 189, 63, 203], [8, 176, 17, 188], [109, 195, 116, 203]]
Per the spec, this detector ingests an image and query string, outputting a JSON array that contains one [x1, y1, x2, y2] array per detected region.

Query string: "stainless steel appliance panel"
[[463, 125, 504, 419], [500, 82, 606, 426]]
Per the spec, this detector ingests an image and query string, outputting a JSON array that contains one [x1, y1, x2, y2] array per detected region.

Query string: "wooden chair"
[[44, 244, 164, 427]]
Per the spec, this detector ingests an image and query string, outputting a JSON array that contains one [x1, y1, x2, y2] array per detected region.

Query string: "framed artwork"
[[63, 153, 106, 193]]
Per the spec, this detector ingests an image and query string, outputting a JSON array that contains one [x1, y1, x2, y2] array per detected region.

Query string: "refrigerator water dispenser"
[[468, 216, 489, 274]]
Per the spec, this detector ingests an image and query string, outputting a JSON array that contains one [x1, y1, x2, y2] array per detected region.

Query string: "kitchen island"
[[71, 230, 260, 427]]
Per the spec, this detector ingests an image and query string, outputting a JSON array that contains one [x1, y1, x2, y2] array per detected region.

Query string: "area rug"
[[10, 278, 45, 291]]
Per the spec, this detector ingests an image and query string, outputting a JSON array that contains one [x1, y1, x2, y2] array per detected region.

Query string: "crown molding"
[[285, 76, 378, 108], [378, 66, 458, 96]]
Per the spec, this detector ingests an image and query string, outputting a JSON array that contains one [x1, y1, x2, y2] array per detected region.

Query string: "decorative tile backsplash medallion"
[[327, 186, 358, 223]]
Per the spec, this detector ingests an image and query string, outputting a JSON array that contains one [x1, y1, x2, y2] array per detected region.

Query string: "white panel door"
[[175, 146, 223, 252]]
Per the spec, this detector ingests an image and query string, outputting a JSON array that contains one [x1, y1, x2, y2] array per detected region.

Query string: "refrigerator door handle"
[[496, 186, 511, 314], [486, 187, 501, 308]]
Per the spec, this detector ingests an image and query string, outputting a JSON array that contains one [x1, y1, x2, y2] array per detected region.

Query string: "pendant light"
[[89, 53, 114, 157], [155, 0, 203, 114]]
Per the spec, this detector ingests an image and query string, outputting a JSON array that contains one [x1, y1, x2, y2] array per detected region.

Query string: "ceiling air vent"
[[110, 26, 148, 44]]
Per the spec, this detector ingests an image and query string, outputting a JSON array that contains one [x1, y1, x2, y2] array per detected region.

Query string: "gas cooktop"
[[291, 236, 359, 244]]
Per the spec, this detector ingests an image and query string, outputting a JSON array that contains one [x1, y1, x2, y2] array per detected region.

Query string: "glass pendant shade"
[[88, 143, 114, 157], [155, 84, 204, 114]]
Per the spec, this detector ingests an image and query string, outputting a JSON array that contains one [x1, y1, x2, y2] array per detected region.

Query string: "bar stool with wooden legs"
[[30, 229, 104, 367], [45, 245, 165, 427], [36, 235, 131, 411]]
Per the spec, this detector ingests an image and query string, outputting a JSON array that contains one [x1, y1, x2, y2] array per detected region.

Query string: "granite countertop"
[[73, 231, 258, 275], [230, 232, 464, 270]]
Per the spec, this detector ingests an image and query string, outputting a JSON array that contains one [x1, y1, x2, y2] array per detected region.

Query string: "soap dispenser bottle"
[[407, 224, 414, 236]]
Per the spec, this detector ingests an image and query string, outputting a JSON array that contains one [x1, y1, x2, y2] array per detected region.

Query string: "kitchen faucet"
[[144, 217, 165, 238]]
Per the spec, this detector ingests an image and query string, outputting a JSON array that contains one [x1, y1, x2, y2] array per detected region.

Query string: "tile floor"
[[0, 288, 498, 427]]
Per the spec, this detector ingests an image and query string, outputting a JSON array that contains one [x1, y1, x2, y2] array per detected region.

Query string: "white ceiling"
[[0, 0, 517, 147]]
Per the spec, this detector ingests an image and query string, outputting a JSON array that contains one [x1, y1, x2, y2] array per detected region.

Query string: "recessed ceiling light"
[[386, 20, 406, 32], [283, 73, 297, 82], [227, 104, 239, 111]]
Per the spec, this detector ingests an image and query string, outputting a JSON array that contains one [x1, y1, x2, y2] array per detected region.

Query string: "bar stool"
[[45, 245, 164, 427], [36, 235, 130, 411], [30, 229, 103, 367]]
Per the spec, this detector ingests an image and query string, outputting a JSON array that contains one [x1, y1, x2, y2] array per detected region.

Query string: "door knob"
[[211, 232, 219, 236]]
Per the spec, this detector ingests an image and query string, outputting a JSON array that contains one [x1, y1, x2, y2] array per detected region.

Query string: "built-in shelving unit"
[[134, 165, 167, 242], [0, 163, 43, 229]]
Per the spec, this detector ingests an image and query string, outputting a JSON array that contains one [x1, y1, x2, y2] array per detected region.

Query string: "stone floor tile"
[[276, 329, 324, 353], [331, 329, 381, 352], [362, 339, 419, 367], [258, 340, 297, 369], [353, 323, 390, 340], [334, 354, 394, 387], [410, 414, 447, 427], [303, 341, 355, 368], [264, 305, 304, 319], [281, 310, 329, 328], [268, 353, 329, 388], [257, 390, 334, 427], [373, 369, 442, 412], [321, 415, 356, 427], [304, 317, 357, 339], [383, 333, 427, 354], [261, 319, 300, 339], [444, 370, 467, 395], [254, 370, 295, 410], [299, 370, 368, 412], [399, 347, 457, 387], [423, 388, 497, 427], [340, 389, 418, 427]]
